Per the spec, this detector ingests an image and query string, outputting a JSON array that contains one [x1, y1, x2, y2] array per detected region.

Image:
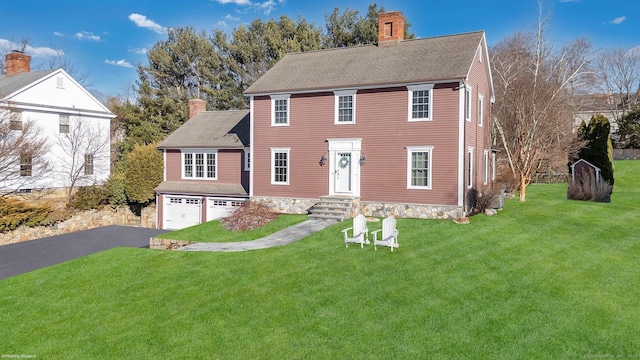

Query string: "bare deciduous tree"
[[491, 4, 592, 202], [0, 107, 51, 193], [596, 47, 640, 123], [55, 115, 110, 202]]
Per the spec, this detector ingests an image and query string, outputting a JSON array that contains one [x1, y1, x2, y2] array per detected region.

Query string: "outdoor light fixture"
[[319, 153, 327, 166], [359, 154, 367, 166]]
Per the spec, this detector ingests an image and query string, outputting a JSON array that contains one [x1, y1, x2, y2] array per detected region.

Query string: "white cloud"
[[0, 39, 61, 57], [223, 14, 240, 21], [129, 47, 148, 55], [213, 0, 285, 14], [105, 59, 134, 68], [53, 31, 65, 37], [214, 0, 252, 5], [75, 31, 101, 41], [217, 21, 228, 28], [128, 13, 165, 34], [611, 16, 626, 25]]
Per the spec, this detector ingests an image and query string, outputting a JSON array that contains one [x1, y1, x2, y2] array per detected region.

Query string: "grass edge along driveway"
[[0, 160, 638, 359]]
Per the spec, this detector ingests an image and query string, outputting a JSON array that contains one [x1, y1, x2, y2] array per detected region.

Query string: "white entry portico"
[[326, 138, 362, 197]]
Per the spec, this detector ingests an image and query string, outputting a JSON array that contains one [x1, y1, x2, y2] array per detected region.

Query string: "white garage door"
[[206, 198, 246, 222], [163, 196, 202, 230]]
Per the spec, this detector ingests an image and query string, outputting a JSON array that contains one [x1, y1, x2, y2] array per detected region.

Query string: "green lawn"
[[1, 161, 639, 359]]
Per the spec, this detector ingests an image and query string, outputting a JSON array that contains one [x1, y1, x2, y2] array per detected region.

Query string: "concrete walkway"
[[178, 220, 335, 252]]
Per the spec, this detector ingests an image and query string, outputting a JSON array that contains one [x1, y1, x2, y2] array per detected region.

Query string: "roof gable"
[[0, 68, 113, 117], [158, 109, 250, 149], [245, 31, 485, 95]]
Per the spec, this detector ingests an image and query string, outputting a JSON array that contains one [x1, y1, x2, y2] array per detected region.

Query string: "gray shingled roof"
[[155, 181, 248, 196], [158, 109, 250, 149], [0, 69, 56, 97], [245, 31, 484, 95]]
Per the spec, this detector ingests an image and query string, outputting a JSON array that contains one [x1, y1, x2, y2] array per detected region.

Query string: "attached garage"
[[162, 196, 202, 230], [206, 197, 246, 222]]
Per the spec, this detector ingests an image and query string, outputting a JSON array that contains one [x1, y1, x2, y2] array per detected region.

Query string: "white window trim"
[[270, 147, 290, 185], [334, 90, 357, 124], [406, 146, 434, 190], [181, 149, 218, 180], [407, 84, 435, 122], [478, 94, 484, 127], [465, 84, 473, 122], [483, 149, 489, 185], [244, 147, 250, 171], [270, 94, 290, 126], [467, 147, 474, 189]]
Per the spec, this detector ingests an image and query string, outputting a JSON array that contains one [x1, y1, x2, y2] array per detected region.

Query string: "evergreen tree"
[[577, 114, 615, 186]]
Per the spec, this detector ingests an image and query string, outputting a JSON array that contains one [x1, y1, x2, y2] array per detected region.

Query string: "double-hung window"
[[59, 115, 70, 134], [271, 148, 290, 185], [407, 84, 434, 121], [10, 111, 22, 130], [183, 150, 217, 180], [467, 147, 474, 188], [84, 154, 94, 175], [334, 90, 356, 124], [406, 146, 433, 189], [271, 94, 290, 126], [483, 150, 489, 185], [20, 153, 32, 177], [465, 85, 473, 122]]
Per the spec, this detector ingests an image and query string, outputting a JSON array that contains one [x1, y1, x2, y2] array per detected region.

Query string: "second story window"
[[334, 90, 356, 124], [10, 111, 22, 130], [271, 94, 290, 126], [183, 151, 217, 180], [59, 115, 70, 134], [407, 84, 434, 121]]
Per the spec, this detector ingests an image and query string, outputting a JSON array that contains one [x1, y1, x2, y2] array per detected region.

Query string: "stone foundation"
[[359, 201, 462, 219], [252, 197, 317, 214], [0, 205, 156, 246], [252, 196, 462, 220]]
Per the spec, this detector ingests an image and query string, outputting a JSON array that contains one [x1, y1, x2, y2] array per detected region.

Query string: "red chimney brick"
[[378, 11, 405, 46], [5, 51, 31, 75], [188, 99, 206, 119]]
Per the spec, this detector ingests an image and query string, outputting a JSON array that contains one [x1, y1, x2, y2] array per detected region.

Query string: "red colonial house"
[[244, 12, 495, 220], [155, 99, 250, 229]]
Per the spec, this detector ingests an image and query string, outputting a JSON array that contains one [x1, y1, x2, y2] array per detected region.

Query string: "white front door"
[[335, 152, 352, 193], [327, 138, 361, 197]]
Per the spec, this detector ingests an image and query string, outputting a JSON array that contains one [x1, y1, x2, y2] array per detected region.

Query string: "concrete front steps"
[[308, 196, 355, 222]]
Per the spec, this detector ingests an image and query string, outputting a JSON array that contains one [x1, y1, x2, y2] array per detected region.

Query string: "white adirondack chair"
[[372, 216, 399, 251], [342, 214, 369, 248]]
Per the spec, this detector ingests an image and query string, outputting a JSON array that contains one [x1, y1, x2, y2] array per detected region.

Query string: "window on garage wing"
[[183, 150, 217, 180]]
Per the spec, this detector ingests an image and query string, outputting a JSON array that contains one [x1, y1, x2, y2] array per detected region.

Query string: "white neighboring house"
[[0, 51, 115, 194]]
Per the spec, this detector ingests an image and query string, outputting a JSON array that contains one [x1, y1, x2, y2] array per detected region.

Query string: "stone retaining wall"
[[252, 197, 316, 214], [0, 206, 156, 246], [149, 238, 194, 250]]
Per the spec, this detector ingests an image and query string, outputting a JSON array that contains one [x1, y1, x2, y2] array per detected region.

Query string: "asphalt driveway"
[[0, 225, 167, 281]]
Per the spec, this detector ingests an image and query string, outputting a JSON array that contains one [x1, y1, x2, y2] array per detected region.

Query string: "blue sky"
[[1, 0, 637, 97]]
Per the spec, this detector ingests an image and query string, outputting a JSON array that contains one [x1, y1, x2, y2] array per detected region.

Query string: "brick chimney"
[[188, 99, 206, 119], [378, 11, 405, 47], [5, 51, 31, 75]]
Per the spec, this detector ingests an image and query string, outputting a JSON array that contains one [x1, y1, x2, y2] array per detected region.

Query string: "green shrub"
[[68, 186, 109, 210], [0, 197, 52, 232], [105, 172, 128, 207]]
